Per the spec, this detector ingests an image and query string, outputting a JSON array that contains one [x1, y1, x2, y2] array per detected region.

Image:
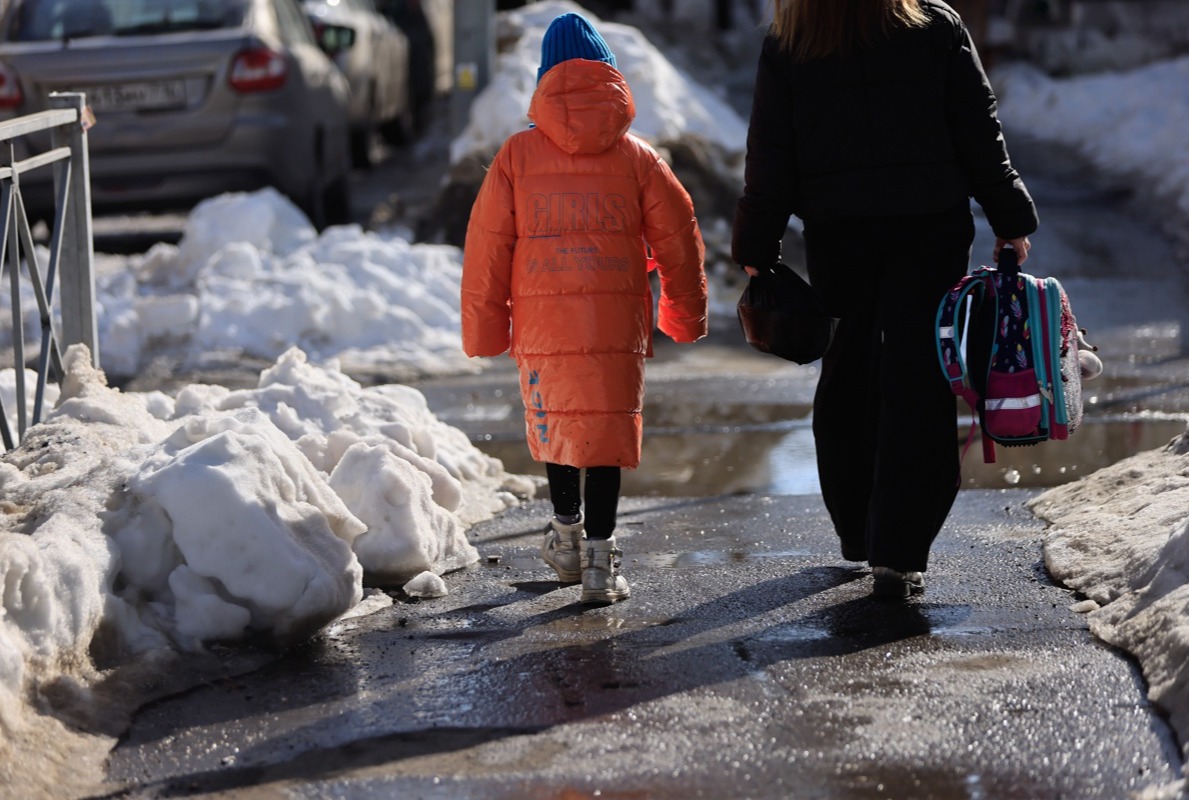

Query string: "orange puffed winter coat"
[[461, 59, 707, 469]]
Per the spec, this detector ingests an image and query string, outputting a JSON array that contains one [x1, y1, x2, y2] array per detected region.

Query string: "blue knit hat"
[[537, 12, 617, 84]]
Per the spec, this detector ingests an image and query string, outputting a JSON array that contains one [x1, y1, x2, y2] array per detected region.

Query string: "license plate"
[[83, 80, 188, 113]]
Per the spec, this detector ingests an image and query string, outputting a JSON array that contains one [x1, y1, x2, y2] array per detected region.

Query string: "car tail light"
[[0, 64, 23, 109], [228, 47, 287, 93]]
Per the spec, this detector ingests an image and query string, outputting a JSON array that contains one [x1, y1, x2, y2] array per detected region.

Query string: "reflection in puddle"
[[751, 606, 1019, 645], [633, 548, 812, 567], [767, 425, 820, 495], [920, 605, 976, 630], [490, 550, 811, 572], [957, 413, 1189, 489], [754, 625, 832, 643], [930, 624, 998, 637], [532, 615, 669, 634], [472, 407, 1189, 498], [479, 423, 788, 496]]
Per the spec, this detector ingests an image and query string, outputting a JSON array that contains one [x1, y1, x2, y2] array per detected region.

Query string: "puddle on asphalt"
[[754, 625, 832, 644], [492, 548, 812, 573], [750, 606, 1030, 646], [956, 412, 1189, 489], [530, 614, 672, 634], [474, 409, 1189, 497], [632, 548, 813, 567]]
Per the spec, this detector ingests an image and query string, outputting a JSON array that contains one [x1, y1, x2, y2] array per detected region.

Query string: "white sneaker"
[[580, 536, 630, 604], [541, 516, 583, 583]]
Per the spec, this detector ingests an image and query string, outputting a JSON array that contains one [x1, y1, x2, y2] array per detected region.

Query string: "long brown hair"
[[770, 0, 929, 61]]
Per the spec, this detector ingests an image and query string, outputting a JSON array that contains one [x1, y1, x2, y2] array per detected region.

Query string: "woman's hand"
[[994, 236, 1031, 265], [743, 266, 760, 277]]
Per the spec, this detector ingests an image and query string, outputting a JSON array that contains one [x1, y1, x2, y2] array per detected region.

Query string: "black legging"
[[545, 463, 621, 539], [804, 203, 974, 573]]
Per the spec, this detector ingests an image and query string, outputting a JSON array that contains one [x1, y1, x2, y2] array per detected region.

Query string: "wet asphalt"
[[97, 489, 1182, 799]]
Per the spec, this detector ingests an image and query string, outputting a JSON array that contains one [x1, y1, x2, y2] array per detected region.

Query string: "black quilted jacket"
[[732, 0, 1038, 268]]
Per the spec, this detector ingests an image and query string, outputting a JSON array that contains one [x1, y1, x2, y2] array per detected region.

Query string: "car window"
[[273, 0, 316, 46], [4, 0, 248, 41]]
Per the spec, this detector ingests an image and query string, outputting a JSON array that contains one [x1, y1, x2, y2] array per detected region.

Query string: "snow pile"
[[994, 56, 1189, 255], [0, 344, 531, 736], [1029, 427, 1189, 773], [6, 188, 477, 381], [450, 0, 748, 163]]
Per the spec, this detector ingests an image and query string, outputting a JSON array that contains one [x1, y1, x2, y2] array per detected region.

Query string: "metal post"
[[451, 0, 496, 137], [47, 92, 98, 367]]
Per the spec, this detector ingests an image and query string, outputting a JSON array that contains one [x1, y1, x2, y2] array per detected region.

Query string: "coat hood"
[[528, 59, 635, 156]]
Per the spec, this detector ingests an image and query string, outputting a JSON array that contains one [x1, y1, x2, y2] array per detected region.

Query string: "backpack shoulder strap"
[[936, 270, 993, 405], [938, 270, 998, 464]]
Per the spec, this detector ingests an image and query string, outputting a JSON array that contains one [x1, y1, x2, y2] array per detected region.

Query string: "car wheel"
[[301, 125, 353, 230], [301, 176, 351, 231]]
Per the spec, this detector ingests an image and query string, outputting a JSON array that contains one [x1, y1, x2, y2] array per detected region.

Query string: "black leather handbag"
[[736, 263, 838, 364]]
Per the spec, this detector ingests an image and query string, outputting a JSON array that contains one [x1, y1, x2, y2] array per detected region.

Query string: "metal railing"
[[0, 91, 97, 451]]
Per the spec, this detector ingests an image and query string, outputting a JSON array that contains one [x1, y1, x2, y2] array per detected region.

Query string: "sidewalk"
[[102, 489, 1182, 799]]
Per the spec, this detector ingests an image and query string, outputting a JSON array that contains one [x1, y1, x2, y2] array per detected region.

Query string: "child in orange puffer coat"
[[461, 12, 708, 604]]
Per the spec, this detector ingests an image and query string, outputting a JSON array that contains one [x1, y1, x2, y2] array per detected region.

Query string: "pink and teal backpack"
[[936, 248, 1095, 464]]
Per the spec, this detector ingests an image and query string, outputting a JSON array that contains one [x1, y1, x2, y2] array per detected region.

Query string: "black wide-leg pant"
[[804, 203, 975, 572]]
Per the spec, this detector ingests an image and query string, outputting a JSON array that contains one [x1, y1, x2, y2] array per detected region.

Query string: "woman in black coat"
[[732, 0, 1038, 599]]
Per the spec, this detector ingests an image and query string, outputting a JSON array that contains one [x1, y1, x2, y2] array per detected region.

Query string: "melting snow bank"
[[994, 57, 1189, 260], [450, 0, 748, 165], [13, 188, 479, 382], [0, 345, 533, 794], [1029, 425, 1189, 797]]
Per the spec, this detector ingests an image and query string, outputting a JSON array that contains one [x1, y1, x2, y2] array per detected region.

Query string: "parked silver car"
[[0, 0, 355, 229], [304, 0, 412, 167]]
